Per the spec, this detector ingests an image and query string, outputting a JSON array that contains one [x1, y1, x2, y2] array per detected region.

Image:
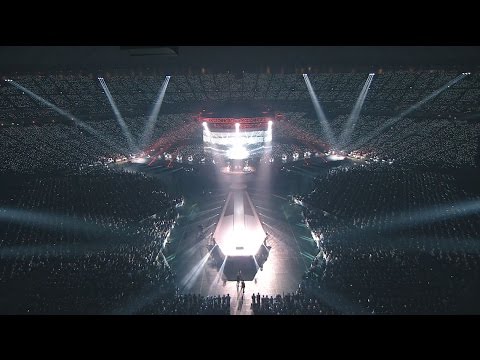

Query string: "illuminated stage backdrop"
[[200, 116, 273, 160]]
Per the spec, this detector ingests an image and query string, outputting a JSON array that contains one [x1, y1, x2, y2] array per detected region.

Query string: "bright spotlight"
[[98, 77, 137, 153], [303, 73, 337, 147], [369, 73, 375, 76], [348, 72, 467, 151], [338, 72, 375, 148], [227, 145, 249, 160], [268, 120, 273, 126], [202, 121, 211, 138], [235, 123, 240, 132], [327, 154, 345, 161], [140, 75, 170, 148], [6, 79, 122, 153]]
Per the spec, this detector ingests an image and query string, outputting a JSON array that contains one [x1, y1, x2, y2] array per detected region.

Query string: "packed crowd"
[[1, 70, 479, 170], [3, 70, 479, 118], [0, 114, 198, 173], [1, 69, 480, 315], [0, 168, 179, 314], [325, 114, 480, 168], [138, 292, 231, 315], [293, 163, 480, 314], [251, 290, 339, 315]]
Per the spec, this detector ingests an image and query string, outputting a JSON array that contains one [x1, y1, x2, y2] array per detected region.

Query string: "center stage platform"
[[213, 186, 266, 258]]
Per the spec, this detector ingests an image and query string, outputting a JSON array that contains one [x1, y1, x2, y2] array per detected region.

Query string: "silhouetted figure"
[[256, 293, 260, 304], [241, 280, 245, 294]]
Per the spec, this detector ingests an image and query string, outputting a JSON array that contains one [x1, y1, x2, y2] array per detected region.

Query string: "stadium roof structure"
[[1, 46, 479, 73]]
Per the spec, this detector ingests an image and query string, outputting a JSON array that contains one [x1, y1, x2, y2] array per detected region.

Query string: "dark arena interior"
[[1, 46, 480, 315]]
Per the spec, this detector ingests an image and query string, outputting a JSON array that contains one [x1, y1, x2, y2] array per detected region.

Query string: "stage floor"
[[166, 186, 318, 314]]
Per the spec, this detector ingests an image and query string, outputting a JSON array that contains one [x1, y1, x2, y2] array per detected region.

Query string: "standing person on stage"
[[241, 280, 245, 294]]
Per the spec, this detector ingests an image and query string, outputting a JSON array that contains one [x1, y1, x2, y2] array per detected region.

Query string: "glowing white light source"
[[98, 77, 137, 153], [303, 73, 337, 147], [140, 75, 170, 148], [328, 154, 345, 161], [213, 191, 266, 257], [220, 228, 264, 256], [6, 79, 122, 153], [235, 123, 240, 133], [226, 145, 249, 160], [338, 72, 375, 148], [348, 73, 466, 151], [131, 157, 147, 164]]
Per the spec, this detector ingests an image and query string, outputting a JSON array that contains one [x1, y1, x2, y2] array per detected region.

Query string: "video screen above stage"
[[200, 116, 273, 160]]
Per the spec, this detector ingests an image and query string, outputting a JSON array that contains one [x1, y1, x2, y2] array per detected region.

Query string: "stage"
[[213, 188, 265, 257]]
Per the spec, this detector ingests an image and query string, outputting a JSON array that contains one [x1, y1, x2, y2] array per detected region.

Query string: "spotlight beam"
[[388, 198, 480, 232], [303, 74, 337, 148], [307, 198, 480, 251], [6, 80, 124, 153], [98, 77, 138, 153], [208, 256, 228, 294], [338, 73, 374, 148], [179, 251, 212, 291], [140, 75, 170, 149], [111, 280, 172, 315], [308, 283, 370, 315], [347, 73, 467, 151], [0, 207, 149, 258]]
